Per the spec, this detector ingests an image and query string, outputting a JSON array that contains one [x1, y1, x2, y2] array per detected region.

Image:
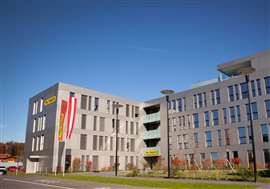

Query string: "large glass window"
[[193, 95, 198, 109], [261, 124, 269, 143], [211, 152, 220, 161], [251, 80, 256, 97], [177, 98, 182, 112], [211, 90, 215, 105], [198, 93, 203, 108], [228, 86, 234, 102], [223, 108, 228, 124], [263, 149, 270, 168], [236, 105, 241, 122], [80, 134, 87, 150], [81, 114, 86, 129], [265, 77, 270, 94], [204, 111, 210, 127], [235, 84, 240, 100], [94, 97, 99, 111], [81, 95, 87, 110], [205, 131, 212, 147], [203, 92, 207, 107], [230, 107, 236, 124], [251, 102, 258, 120], [212, 110, 219, 126], [241, 82, 249, 99], [238, 127, 246, 144], [224, 129, 230, 145], [265, 100, 270, 118], [193, 113, 199, 128], [215, 89, 221, 104]]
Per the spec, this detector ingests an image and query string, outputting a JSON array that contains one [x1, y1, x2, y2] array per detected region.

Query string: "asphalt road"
[[0, 175, 145, 189]]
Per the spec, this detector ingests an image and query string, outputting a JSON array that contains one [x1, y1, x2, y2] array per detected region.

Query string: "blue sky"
[[0, 0, 269, 142]]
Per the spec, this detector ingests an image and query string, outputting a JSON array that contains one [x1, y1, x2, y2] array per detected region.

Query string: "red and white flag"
[[66, 93, 77, 139]]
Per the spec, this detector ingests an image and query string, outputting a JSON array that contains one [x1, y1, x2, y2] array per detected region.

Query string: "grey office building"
[[25, 50, 270, 173]]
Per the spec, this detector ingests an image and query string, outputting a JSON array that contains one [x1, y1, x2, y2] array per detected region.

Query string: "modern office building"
[[25, 50, 270, 173]]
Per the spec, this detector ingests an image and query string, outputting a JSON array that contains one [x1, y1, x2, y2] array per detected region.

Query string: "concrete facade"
[[25, 50, 270, 173]]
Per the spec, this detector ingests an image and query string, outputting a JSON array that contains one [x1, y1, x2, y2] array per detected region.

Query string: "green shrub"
[[258, 169, 270, 177]]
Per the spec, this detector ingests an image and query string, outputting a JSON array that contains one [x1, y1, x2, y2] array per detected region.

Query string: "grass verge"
[[51, 174, 256, 189]]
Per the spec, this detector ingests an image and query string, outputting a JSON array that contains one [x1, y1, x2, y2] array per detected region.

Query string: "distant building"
[[24, 50, 270, 173], [0, 154, 17, 162]]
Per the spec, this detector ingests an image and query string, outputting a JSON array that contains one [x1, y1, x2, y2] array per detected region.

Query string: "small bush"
[[258, 169, 270, 177]]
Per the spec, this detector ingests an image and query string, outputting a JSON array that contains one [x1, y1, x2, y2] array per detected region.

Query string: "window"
[[223, 108, 228, 124], [212, 110, 219, 126], [88, 96, 92, 111], [93, 116, 97, 131], [81, 95, 87, 110], [32, 101, 38, 115], [121, 138, 124, 151], [126, 104, 130, 117], [172, 100, 176, 110], [130, 139, 135, 152], [228, 86, 234, 102], [40, 135, 44, 151], [99, 136, 103, 150], [193, 113, 199, 128], [241, 82, 249, 99], [136, 122, 139, 135], [263, 149, 270, 168], [125, 121, 128, 134], [81, 114, 86, 129], [236, 105, 241, 122], [40, 98, 43, 112], [203, 92, 207, 107], [230, 107, 236, 124], [183, 97, 186, 111], [265, 100, 270, 118], [211, 152, 220, 161], [99, 117, 105, 131], [215, 89, 221, 104], [130, 122, 134, 134], [235, 84, 240, 100], [224, 129, 230, 145], [132, 105, 135, 117], [36, 136, 40, 151], [211, 90, 215, 105], [200, 153, 206, 162], [107, 100, 110, 114], [193, 95, 198, 109], [104, 136, 108, 150], [94, 97, 99, 111], [205, 131, 212, 147], [80, 134, 87, 150], [218, 130, 222, 146], [33, 119, 36, 133], [257, 79, 262, 96], [194, 133, 199, 148], [265, 77, 270, 94], [261, 124, 269, 142], [110, 137, 113, 151], [251, 80, 256, 97], [238, 127, 246, 144], [204, 111, 210, 127], [93, 135, 97, 150], [177, 98, 183, 112], [183, 134, 189, 149], [32, 137, 35, 152], [198, 93, 203, 108], [135, 106, 139, 117], [251, 102, 258, 120]]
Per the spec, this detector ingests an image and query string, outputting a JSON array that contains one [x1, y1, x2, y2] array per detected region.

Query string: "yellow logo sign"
[[44, 96, 56, 106], [144, 149, 160, 157]]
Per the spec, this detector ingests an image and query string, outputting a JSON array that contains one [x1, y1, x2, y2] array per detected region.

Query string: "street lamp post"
[[160, 89, 175, 178], [239, 67, 257, 182], [114, 103, 123, 176]]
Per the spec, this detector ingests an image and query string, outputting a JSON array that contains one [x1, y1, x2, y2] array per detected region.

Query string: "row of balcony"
[[143, 111, 160, 124]]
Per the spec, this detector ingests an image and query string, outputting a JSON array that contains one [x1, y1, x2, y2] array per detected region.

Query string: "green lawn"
[[52, 175, 256, 189]]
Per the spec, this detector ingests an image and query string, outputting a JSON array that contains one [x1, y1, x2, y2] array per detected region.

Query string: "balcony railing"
[[143, 112, 160, 124], [143, 128, 160, 140], [143, 146, 161, 157]]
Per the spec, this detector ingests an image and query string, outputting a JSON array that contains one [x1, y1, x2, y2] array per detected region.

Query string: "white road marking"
[[3, 178, 76, 189]]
